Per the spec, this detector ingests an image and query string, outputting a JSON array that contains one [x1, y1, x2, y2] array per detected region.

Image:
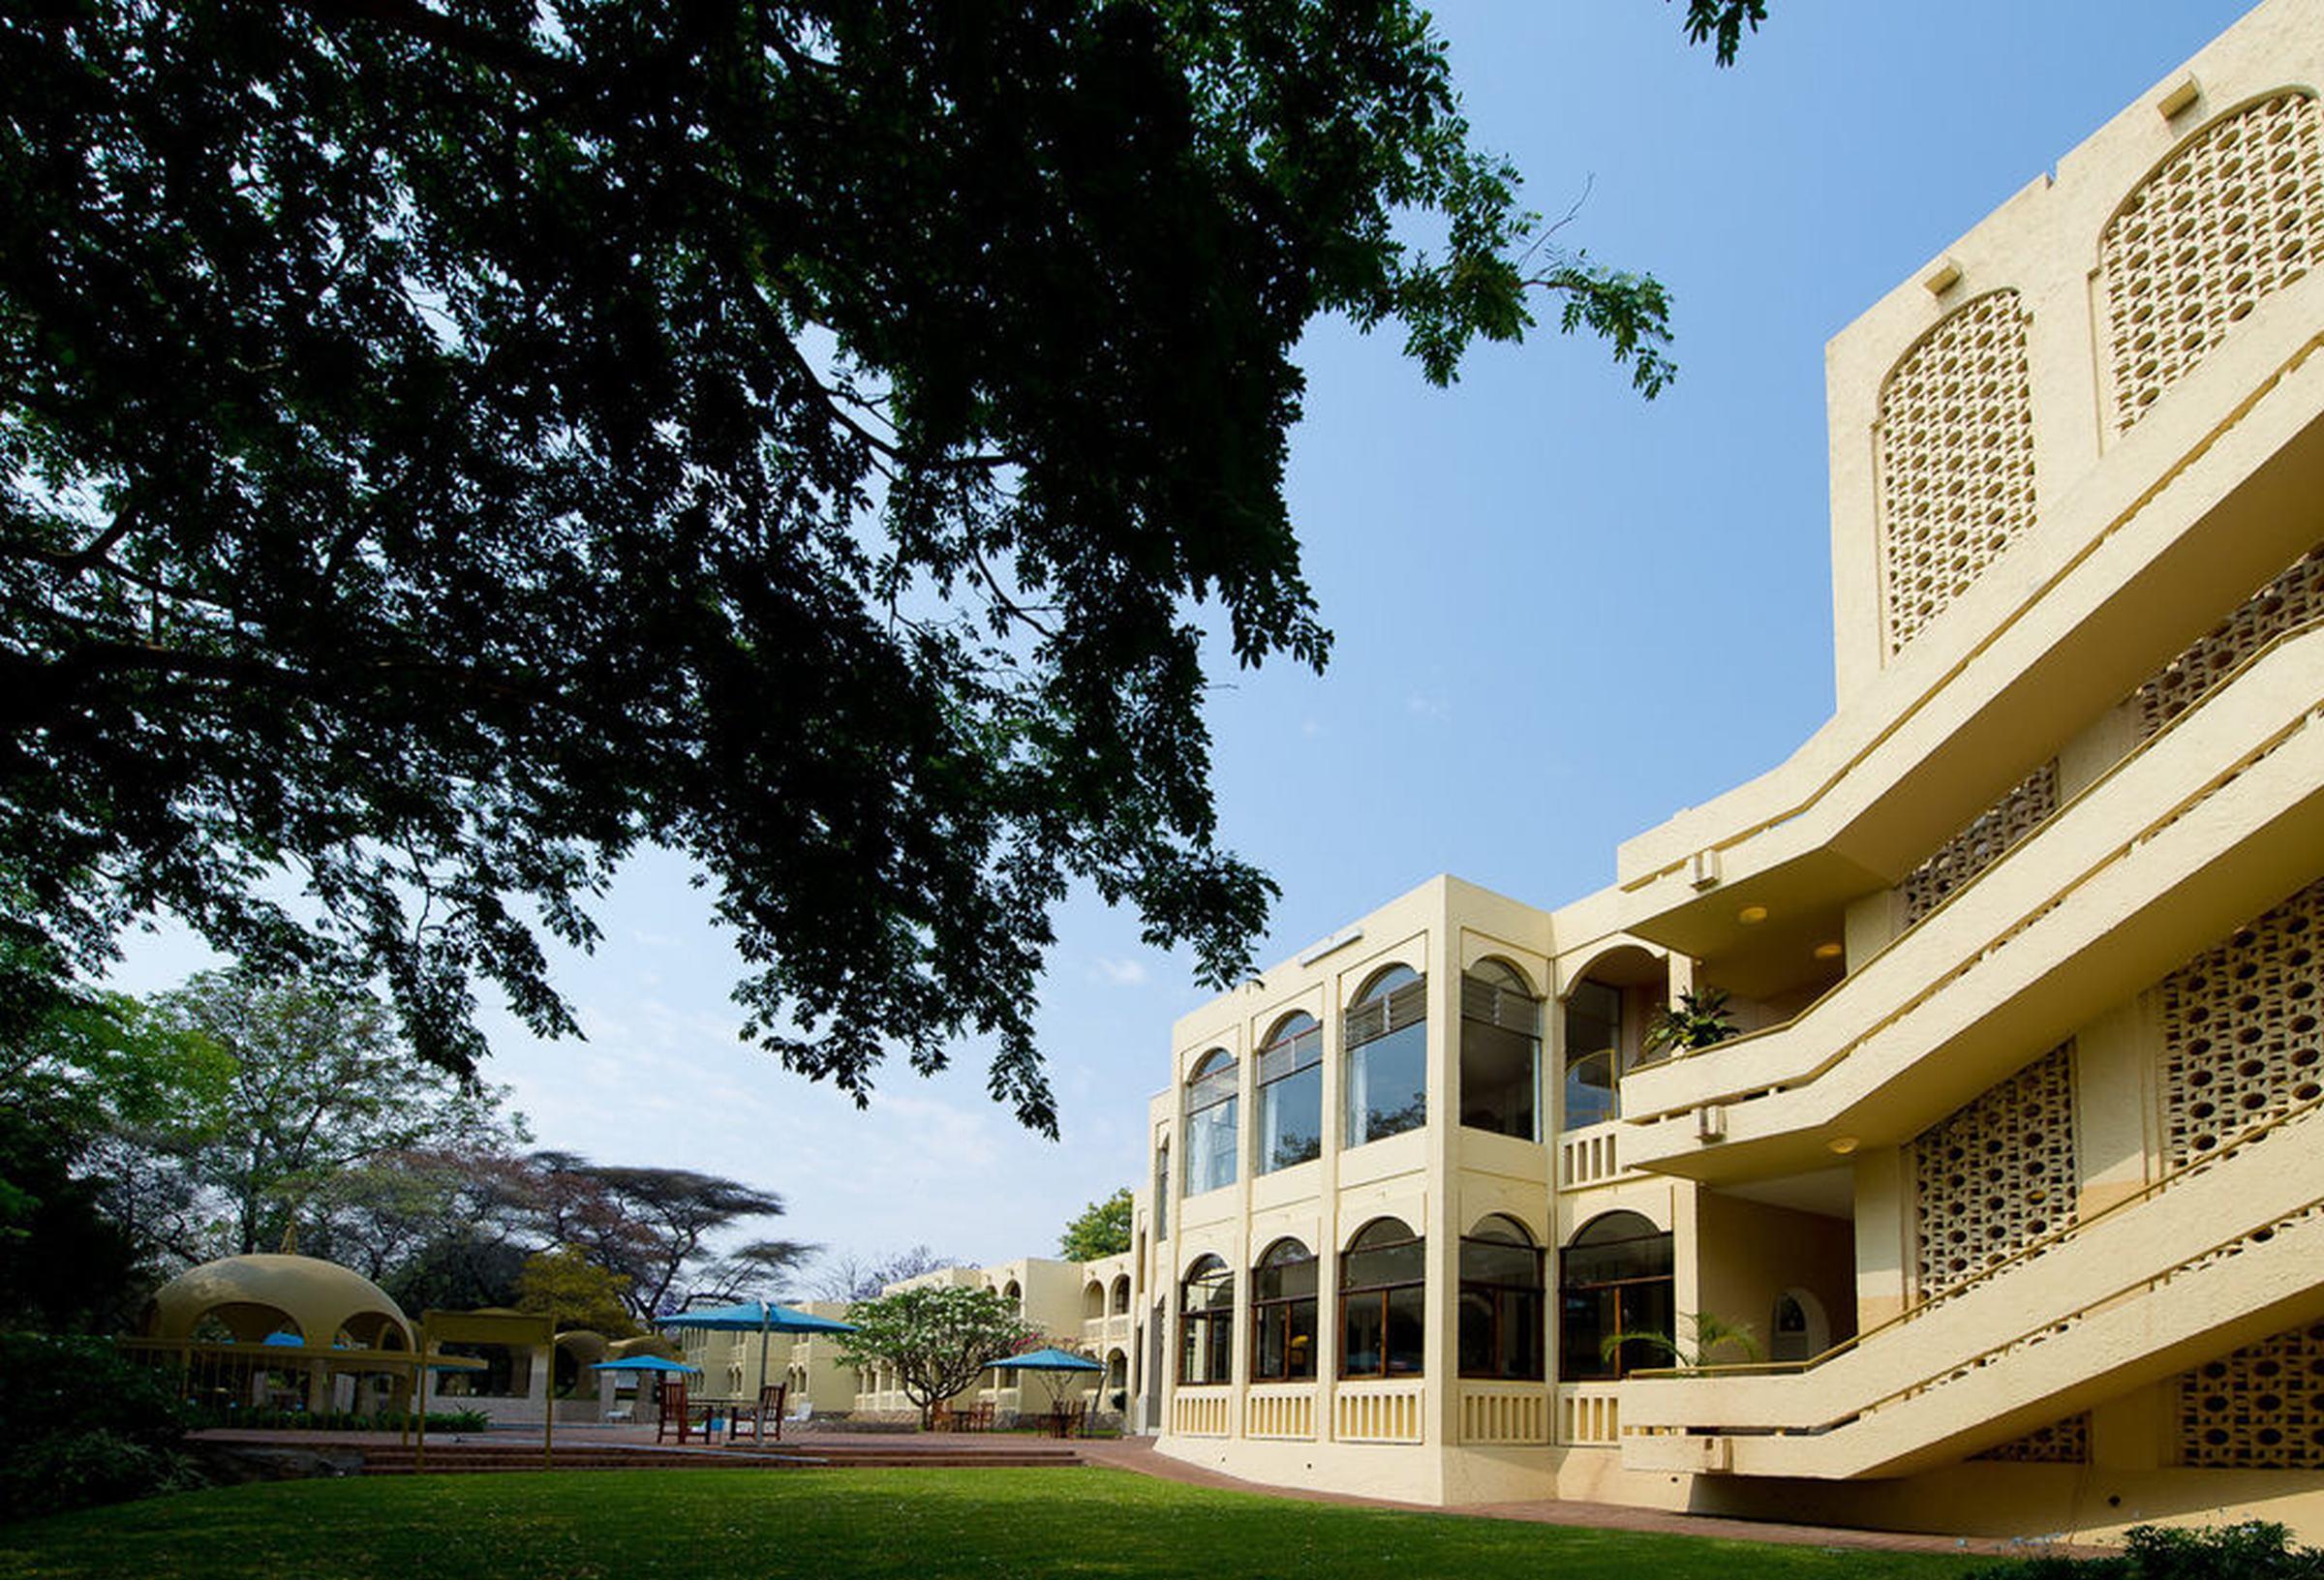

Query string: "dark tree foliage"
[[1675, 0, 1769, 66], [0, 1, 1679, 1133]]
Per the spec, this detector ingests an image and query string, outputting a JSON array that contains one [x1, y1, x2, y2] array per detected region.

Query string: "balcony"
[[1620, 623, 2324, 1178], [1619, 1098, 2324, 1478]]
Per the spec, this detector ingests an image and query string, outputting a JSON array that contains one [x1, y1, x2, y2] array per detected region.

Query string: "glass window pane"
[[1460, 1019, 1539, 1139], [1499, 1289, 1544, 1381], [1559, 1287, 1617, 1382], [1459, 1239, 1541, 1286], [1457, 1290, 1495, 1375], [1342, 1292, 1384, 1378], [1185, 1097, 1238, 1196], [1347, 1020, 1426, 1146], [1255, 1306, 1285, 1380], [1614, 1281, 1675, 1378], [1562, 1232, 1673, 1286], [1342, 1237, 1424, 1290], [1385, 1286, 1425, 1375], [1287, 1300, 1317, 1380], [1257, 1063, 1322, 1173]]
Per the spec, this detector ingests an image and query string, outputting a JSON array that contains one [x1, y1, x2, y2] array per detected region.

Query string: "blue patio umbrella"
[[660, 1300, 856, 1395], [591, 1356, 701, 1376], [987, 1346, 1105, 1415]]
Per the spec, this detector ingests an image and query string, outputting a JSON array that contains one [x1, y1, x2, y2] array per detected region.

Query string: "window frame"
[[1457, 1216, 1545, 1381], [1459, 960, 1542, 1140], [1183, 1048, 1239, 1197], [1177, 1255, 1234, 1386], [1337, 1217, 1425, 1380], [1344, 965, 1428, 1149], [1249, 1237, 1319, 1383], [1255, 1012, 1325, 1174]]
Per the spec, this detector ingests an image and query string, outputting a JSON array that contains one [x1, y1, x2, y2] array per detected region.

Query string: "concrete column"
[[2073, 995, 2159, 1218], [1425, 916, 1458, 1452], [1851, 1145, 1912, 1329]]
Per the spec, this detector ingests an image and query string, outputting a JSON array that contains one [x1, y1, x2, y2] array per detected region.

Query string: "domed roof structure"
[[142, 1252, 415, 1353]]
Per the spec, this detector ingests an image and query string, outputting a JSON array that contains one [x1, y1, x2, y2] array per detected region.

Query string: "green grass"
[[0, 1468, 1988, 1580]]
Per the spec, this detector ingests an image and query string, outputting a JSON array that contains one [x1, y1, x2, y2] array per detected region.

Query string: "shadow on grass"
[[0, 1468, 1992, 1580]]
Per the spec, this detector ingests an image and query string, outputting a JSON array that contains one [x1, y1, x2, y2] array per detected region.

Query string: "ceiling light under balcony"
[[1737, 904, 1769, 926], [1826, 1136, 1860, 1156]]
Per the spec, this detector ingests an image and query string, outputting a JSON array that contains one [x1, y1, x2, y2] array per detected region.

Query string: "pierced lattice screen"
[[2134, 546, 2324, 741], [2159, 879, 2324, 1170], [1900, 761, 2061, 926], [1911, 1044, 2077, 1299], [1973, 1413, 2092, 1465], [1875, 290, 2037, 655], [2102, 92, 2324, 433], [2179, 1321, 2324, 1469]]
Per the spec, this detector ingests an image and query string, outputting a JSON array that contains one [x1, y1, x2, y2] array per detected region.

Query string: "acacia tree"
[[835, 1284, 1034, 1429], [0, 0, 1731, 1131], [531, 1154, 811, 1320]]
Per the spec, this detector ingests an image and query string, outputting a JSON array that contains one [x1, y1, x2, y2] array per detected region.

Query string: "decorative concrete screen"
[[2134, 545, 2324, 740], [1899, 760, 2061, 926], [2102, 91, 2324, 433], [1972, 1412, 2092, 1465], [1875, 289, 2036, 655], [2160, 880, 2324, 1169], [2179, 1321, 2324, 1469], [1910, 1044, 2077, 1298]]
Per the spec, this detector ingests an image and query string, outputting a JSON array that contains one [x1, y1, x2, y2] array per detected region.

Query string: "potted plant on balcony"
[[1639, 988, 1739, 1063]]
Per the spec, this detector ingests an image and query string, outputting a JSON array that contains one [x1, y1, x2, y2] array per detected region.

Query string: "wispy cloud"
[[1093, 957, 1150, 988], [1406, 691, 1448, 720]]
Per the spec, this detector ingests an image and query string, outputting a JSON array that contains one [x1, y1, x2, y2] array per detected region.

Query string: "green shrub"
[[0, 1333, 202, 1522], [1971, 1522, 2324, 1580]]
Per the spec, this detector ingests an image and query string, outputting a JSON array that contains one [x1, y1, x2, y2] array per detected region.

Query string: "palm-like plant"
[[1597, 1311, 1762, 1372], [1639, 988, 1739, 1063]]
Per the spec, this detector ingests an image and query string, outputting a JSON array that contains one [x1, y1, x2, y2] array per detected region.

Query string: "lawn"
[[0, 1467, 1992, 1580]]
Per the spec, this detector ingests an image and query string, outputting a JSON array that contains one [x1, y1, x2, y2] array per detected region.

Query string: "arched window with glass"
[[1558, 1211, 1673, 1381], [1460, 960, 1541, 1139], [1250, 1238, 1318, 1382], [1457, 1215, 1544, 1380], [1339, 1217, 1424, 1378], [1562, 979, 1623, 1130], [1153, 1137, 1170, 1238], [1178, 1255, 1234, 1385], [1345, 965, 1426, 1148], [1183, 1049, 1238, 1196], [1255, 1012, 1323, 1173]]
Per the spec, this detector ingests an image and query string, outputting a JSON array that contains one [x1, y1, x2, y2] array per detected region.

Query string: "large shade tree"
[[0, 1, 1758, 1130]]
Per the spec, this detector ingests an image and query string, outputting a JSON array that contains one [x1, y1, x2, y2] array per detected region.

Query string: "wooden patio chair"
[[729, 1382, 785, 1444]]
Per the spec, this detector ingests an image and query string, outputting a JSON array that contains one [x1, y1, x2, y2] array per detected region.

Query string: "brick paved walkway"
[[1074, 1436, 2111, 1559]]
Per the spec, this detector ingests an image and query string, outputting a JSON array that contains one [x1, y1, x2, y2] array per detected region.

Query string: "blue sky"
[[109, 2, 2260, 1280]]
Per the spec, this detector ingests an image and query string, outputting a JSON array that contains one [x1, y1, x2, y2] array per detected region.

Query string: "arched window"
[[1083, 1280, 1107, 1320], [1250, 1238, 1318, 1382], [1562, 980, 1623, 1129], [1458, 1215, 1544, 1380], [1345, 965, 1426, 1147], [1184, 1049, 1239, 1196], [1002, 1279, 1022, 1311], [1339, 1217, 1423, 1378], [1178, 1255, 1233, 1385], [1111, 1274, 1131, 1315], [1255, 1013, 1324, 1172], [1154, 1137, 1171, 1238], [1559, 1211, 1673, 1381], [1460, 961, 1541, 1139]]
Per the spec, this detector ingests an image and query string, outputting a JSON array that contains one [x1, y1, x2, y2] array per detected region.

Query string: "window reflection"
[[1339, 1217, 1424, 1377], [1346, 966, 1426, 1147], [1255, 1013, 1323, 1172]]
